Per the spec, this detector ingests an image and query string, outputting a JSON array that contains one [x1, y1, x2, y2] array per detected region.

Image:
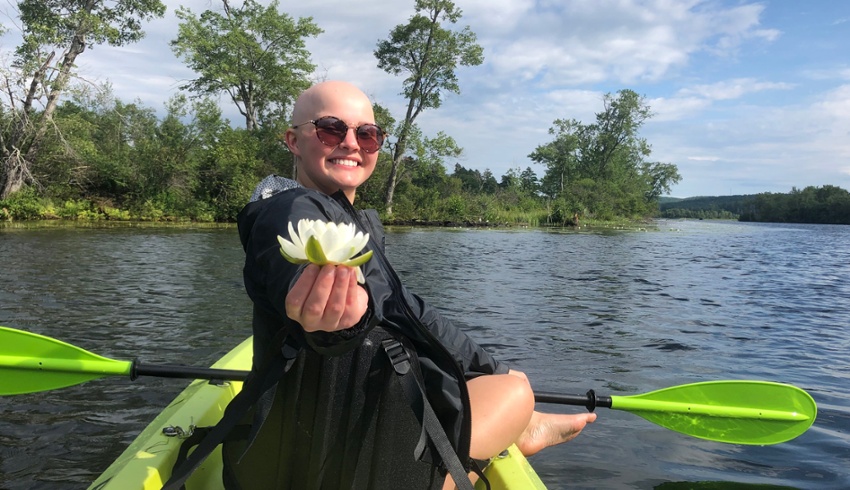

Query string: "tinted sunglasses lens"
[[314, 117, 347, 146], [357, 125, 383, 153]]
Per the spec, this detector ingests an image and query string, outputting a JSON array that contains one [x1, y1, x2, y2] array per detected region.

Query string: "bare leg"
[[442, 370, 598, 489], [442, 373, 535, 490]]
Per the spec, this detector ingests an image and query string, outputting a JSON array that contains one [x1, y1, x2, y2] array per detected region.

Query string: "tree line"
[[739, 186, 850, 225], [657, 187, 850, 224], [0, 0, 680, 225], [659, 195, 756, 220]]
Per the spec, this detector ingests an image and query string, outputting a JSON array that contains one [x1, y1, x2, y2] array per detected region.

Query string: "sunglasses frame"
[[292, 116, 387, 154]]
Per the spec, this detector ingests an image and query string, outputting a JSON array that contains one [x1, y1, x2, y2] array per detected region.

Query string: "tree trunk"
[[0, 153, 33, 200], [381, 6, 441, 217], [383, 138, 405, 217], [23, 35, 86, 164]]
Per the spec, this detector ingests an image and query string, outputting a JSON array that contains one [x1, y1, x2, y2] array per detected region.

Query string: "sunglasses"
[[292, 116, 387, 154]]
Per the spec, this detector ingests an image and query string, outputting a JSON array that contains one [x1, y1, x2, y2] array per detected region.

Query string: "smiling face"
[[285, 81, 380, 203]]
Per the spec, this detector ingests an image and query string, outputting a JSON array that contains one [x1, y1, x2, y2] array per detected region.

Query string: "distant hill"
[[657, 196, 682, 205], [658, 195, 756, 219]]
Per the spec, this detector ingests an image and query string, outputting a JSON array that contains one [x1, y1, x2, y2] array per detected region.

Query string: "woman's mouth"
[[329, 158, 359, 167]]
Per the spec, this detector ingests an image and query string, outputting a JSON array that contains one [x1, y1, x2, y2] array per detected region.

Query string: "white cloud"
[[653, 83, 850, 196], [475, 0, 781, 90], [677, 78, 794, 100], [2, 0, 848, 198], [648, 96, 711, 122], [687, 156, 720, 162]]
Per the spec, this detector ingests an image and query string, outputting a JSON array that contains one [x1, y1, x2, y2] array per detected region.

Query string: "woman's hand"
[[285, 263, 368, 332]]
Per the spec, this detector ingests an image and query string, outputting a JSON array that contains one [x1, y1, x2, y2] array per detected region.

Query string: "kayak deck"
[[88, 337, 546, 490]]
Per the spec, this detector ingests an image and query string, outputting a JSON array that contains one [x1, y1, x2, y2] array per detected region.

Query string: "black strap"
[[162, 333, 294, 490], [170, 425, 252, 490], [382, 338, 484, 490]]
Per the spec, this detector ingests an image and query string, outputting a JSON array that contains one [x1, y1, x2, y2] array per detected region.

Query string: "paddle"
[[0, 326, 249, 395], [0, 326, 816, 445], [536, 381, 816, 445]]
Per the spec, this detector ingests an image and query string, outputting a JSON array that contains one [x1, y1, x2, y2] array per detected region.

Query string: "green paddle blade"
[[0, 326, 132, 395], [612, 380, 817, 445]]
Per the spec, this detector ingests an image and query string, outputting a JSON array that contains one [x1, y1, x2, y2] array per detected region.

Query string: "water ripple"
[[1, 221, 848, 489]]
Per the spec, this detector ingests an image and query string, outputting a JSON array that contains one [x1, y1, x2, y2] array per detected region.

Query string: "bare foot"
[[515, 411, 598, 456]]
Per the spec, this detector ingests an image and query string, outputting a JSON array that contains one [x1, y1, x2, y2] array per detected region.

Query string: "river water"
[[0, 220, 847, 489]]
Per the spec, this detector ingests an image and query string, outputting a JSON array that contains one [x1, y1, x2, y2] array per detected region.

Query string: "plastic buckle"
[[381, 339, 411, 375]]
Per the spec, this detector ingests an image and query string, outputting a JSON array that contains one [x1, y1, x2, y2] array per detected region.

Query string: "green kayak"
[[88, 337, 547, 490]]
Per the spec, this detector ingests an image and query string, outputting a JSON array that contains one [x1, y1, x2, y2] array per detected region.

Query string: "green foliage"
[[739, 185, 850, 224], [375, 0, 484, 112], [661, 208, 739, 220], [0, 187, 43, 220], [2, 0, 166, 200], [15, 0, 166, 64], [171, 0, 321, 132], [452, 164, 498, 194], [659, 195, 756, 219], [375, 0, 484, 214], [529, 90, 681, 220], [196, 128, 270, 221]]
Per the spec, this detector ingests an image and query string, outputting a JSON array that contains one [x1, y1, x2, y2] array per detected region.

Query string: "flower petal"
[[288, 221, 304, 250], [350, 231, 369, 254], [304, 235, 329, 265], [319, 226, 344, 261], [278, 235, 307, 262], [340, 249, 373, 268]]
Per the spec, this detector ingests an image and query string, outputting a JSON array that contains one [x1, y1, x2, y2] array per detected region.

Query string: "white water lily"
[[277, 219, 373, 283]]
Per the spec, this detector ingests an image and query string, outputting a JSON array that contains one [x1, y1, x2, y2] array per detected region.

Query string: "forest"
[[738, 186, 850, 225], [658, 186, 850, 224], [0, 0, 681, 226]]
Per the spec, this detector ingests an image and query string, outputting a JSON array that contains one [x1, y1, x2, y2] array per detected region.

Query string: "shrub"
[[0, 188, 44, 220]]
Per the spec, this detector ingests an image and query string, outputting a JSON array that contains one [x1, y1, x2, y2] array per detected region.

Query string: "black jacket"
[[233, 177, 507, 485]]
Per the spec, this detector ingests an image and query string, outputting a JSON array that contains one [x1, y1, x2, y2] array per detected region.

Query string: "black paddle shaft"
[[534, 390, 613, 412], [132, 362, 609, 413], [132, 363, 250, 382]]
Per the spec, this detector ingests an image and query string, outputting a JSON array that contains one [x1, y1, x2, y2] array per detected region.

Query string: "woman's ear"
[[284, 128, 300, 156]]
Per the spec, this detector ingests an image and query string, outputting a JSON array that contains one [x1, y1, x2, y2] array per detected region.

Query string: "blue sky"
[[2, 0, 849, 198]]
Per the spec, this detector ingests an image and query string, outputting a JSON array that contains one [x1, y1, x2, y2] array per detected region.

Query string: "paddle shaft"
[[535, 390, 612, 411], [133, 363, 249, 382], [133, 366, 609, 410], [135, 367, 611, 412]]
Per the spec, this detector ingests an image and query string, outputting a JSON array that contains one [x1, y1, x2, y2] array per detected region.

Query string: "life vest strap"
[[381, 338, 487, 490]]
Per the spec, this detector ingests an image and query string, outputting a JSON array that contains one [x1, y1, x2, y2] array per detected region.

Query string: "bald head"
[[285, 81, 380, 202], [291, 81, 375, 125]]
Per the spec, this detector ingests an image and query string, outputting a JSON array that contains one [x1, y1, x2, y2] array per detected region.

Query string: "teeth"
[[331, 159, 358, 167]]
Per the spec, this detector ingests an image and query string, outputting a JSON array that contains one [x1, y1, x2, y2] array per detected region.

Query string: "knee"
[[504, 374, 535, 419]]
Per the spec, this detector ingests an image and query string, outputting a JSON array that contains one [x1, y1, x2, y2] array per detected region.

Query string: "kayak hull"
[[88, 337, 546, 490]]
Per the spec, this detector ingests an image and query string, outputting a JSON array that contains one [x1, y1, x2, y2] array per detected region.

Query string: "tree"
[[374, 0, 483, 215], [529, 118, 583, 198], [530, 89, 681, 218], [583, 90, 652, 182], [740, 185, 850, 224], [642, 161, 681, 201], [171, 0, 321, 133], [519, 166, 540, 195], [499, 167, 521, 191], [0, 0, 166, 199]]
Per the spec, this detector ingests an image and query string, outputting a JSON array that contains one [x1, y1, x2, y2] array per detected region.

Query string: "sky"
[[2, 0, 849, 198]]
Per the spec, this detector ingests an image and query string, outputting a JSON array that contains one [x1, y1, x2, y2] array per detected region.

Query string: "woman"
[[173, 80, 596, 490]]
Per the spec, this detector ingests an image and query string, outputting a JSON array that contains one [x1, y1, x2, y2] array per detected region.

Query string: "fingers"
[[285, 264, 367, 332], [285, 264, 320, 321], [339, 266, 369, 328]]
